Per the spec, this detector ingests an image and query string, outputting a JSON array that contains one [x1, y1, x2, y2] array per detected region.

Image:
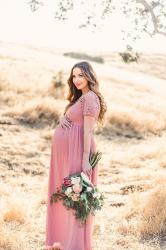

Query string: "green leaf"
[[89, 151, 102, 169], [80, 193, 87, 201], [89, 153, 96, 165], [81, 172, 93, 186]]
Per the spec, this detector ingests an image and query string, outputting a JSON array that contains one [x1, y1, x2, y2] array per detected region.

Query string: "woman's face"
[[72, 67, 89, 92]]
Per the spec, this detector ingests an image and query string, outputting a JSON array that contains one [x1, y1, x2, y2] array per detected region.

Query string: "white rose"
[[86, 187, 92, 192], [72, 184, 82, 193], [71, 176, 81, 185], [80, 172, 92, 185], [65, 187, 72, 196]]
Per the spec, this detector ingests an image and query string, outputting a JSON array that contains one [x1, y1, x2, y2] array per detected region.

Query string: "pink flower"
[[63, 177, 72, 187], [73, 184, 82, 193]]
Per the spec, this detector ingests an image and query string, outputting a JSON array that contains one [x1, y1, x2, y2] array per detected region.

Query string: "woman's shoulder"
[[81, 90, 100, 118], [82, 90, 99, 102]]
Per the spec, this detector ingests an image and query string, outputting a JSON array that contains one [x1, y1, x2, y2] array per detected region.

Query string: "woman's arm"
[[82, 115, 96, 178], [81, 91, 100, 178]]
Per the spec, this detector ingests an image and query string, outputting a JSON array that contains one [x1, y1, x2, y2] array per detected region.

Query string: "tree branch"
[[136, 0, 166, 36]]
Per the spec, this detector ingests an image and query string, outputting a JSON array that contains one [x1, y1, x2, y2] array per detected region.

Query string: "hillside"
[[0, 41, 166, 250]]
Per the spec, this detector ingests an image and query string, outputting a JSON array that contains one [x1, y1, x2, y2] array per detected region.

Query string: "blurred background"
[[0, 1, 166, 249]]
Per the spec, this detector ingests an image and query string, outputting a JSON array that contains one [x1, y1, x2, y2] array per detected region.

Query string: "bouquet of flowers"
[[50, 151, 104, 224]]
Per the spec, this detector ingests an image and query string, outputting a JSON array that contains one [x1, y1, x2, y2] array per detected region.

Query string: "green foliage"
[[119, 45, 140, 63], [49, 70, 66, 99], [51, 70, 65, 89], [89, 151, 102, 168], [63, 52, 104, 64], [50, 151, 104, 225]]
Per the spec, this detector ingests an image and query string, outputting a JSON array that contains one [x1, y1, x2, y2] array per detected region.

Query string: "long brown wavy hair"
[[64, 61, 107, 126]]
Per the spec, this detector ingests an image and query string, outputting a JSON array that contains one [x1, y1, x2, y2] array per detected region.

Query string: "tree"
[[28, 0, 166, 42]]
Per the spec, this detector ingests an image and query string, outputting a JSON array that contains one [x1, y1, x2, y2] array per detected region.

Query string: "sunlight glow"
[[0, 0, 166, 53]]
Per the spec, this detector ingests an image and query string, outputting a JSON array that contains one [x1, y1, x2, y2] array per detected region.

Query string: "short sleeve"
[[81, 91, 100, 119]]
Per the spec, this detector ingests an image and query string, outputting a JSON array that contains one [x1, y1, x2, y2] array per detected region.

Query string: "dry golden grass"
[[0, 224, 23, 250], [0, 42, 166, 250], [139, 186, 166, 238], [46, 70, 66, 99], [4, 98, 61, 128], [117, 182, 166, 244], [108, 108, 166, 136], [3, 207, 25, 224]]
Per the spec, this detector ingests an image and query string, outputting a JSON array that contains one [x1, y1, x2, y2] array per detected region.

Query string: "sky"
[[0, 0, 166, 53]]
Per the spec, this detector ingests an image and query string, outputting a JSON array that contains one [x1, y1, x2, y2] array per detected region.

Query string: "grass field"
[[0, 41, 166, 250]]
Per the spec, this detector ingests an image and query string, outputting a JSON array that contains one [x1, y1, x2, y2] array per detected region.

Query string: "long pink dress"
[[45, 90, 101, 250]]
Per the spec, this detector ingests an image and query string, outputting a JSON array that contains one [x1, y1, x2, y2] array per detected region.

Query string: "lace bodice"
[[80, 90, 100, 119]]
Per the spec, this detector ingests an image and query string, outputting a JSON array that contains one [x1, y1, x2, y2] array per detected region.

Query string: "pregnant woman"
[[45, 61, 107, 250]]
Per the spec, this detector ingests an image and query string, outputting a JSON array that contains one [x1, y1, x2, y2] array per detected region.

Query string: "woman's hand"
[[58, 115, 72, 129], [82, 161, 92, 179]]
